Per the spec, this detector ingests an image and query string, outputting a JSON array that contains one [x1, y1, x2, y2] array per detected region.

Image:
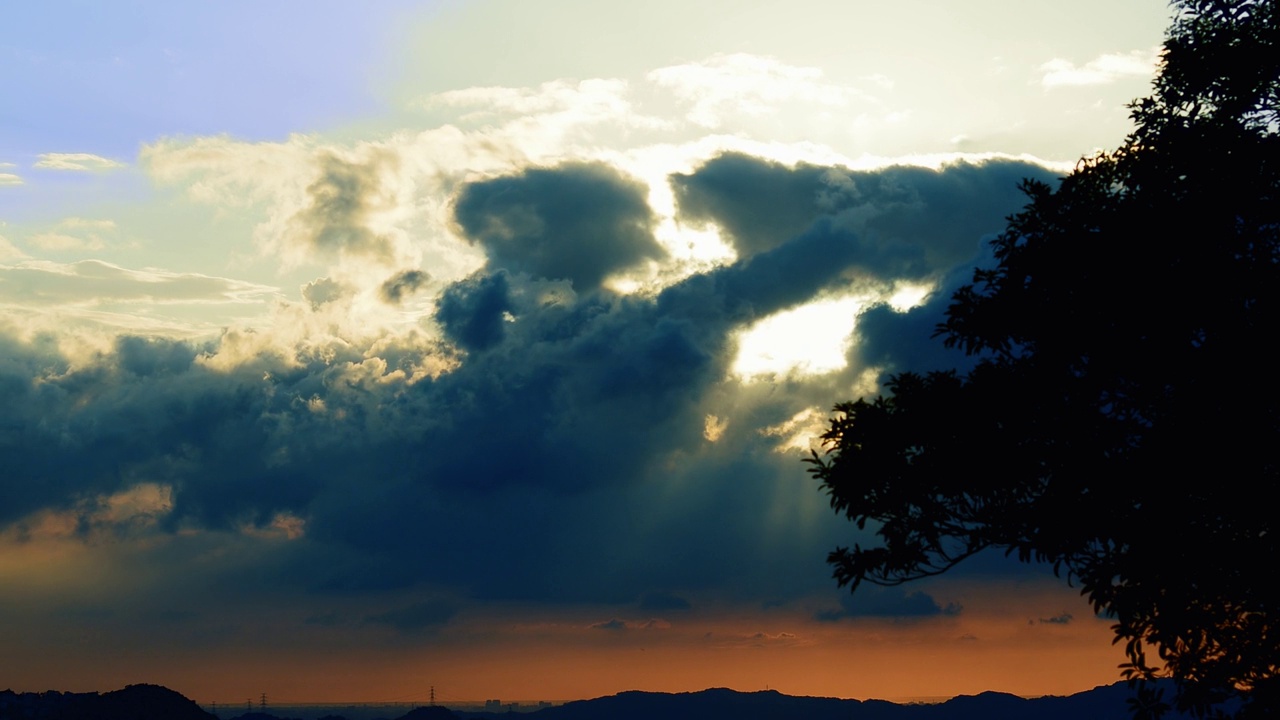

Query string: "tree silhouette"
[[807, 2, 1278, 717]]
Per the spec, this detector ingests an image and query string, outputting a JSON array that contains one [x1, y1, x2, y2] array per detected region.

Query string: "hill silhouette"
[[0, 684, 214, 720], [0, 682, 1201, 720], [453, 684, 1192, 720]]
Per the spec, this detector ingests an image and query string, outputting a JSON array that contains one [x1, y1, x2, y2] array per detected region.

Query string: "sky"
[[1, 0, 1173, 707]]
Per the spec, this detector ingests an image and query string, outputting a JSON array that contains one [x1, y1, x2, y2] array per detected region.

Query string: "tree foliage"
[[808, 2, 1279, 717]]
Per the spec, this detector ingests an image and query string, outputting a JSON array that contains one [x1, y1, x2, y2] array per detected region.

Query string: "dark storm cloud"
[[434, 270, 514, 351], [814, 588, 962, 622], [672, 153, 1057, 277], [379, 269, 430, 304], [1038, 613, 1073, 625], [0, 155, 1057, 616], [844, 250, 995, 379], [588, 618, 669, 631], [453, 162, 666, 291], [672, 152, 839, 257], [116, 335, 196, 377]]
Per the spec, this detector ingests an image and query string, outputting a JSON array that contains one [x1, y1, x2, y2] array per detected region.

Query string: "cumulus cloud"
[[0, 152, 1055, 617], [454, 162, 665, 292], [669, 152, 1060, 385], [672, 153, 1054, 274], [0, 172, 22, 186], [302, 277, 349, 309], [434, 271, 514, 352], [34, 153, 125, 171], [1039, 47, 1160, 88]]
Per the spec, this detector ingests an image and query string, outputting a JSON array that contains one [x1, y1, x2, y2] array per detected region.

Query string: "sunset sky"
[[2, 0, 1173, 707]]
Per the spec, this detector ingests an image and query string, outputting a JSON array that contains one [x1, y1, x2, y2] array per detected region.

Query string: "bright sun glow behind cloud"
[[732, 296, 864, 379]]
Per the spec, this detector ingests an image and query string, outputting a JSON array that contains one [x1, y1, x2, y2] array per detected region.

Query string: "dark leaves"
[[813, 2, 1280, 717]]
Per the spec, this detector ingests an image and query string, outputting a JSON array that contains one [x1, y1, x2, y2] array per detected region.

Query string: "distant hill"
[[0, 681, 1194, 720], [453, 683, 1192, 720], [0, 683, 214, 720]]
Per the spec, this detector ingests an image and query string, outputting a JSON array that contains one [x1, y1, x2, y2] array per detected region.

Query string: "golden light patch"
[[241, 511, 307, 541], [731, 296, 864, 379], [703, 414, 728, 442], [760, 407, 828, 454]]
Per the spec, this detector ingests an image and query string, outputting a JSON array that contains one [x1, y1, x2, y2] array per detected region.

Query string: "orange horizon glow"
[[5, 584, 1128, 707]]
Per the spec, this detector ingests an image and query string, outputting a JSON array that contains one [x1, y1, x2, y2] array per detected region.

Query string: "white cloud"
[[143, 135, 435, 279], [648, 53, 876, 129], [27, 233, 106, 251], [34, 152, 126, 171], [1039, 47, 1160, 88], [141, 135, 314, 206], [428, 78, 632, 120], [421, 78, 671, 163], [26, 217, 118, 252], [0, 234, 27, 261], [0, 172, 22, 186]]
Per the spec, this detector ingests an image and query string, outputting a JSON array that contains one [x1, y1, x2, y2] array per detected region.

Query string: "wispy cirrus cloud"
[[34, 152, 126, 171], [0, 259, 280, 305], [0, 162, 22, 186], [25, 218, 119, 252], [589, 618, 671, 631]]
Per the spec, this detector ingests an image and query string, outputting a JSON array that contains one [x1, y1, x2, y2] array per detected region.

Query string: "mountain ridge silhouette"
[[0, 681, 1196, 720]]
